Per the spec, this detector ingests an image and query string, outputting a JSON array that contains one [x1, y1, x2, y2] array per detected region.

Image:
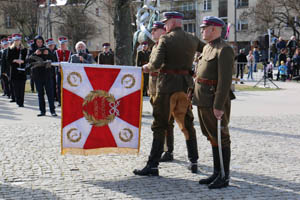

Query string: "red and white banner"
[[61, 63, 143, 155]]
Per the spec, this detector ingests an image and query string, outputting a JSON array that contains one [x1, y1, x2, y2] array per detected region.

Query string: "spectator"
[[247, 50, 254, 80], [292, 48, 300, 77], [276, 37, 286, 53], [270, 39, 278, 67], [266, 60, 274, 79], [69, 41, 94, 64], [235, 49, 247, 84], [286, 36, 298, 58], [278, 61, 287, 81], [277, 48, 287, 80], [253, 47, 260, 72], [286, 57, 293, 80]]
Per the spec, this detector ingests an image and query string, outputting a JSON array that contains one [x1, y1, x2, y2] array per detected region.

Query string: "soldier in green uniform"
[[133, 12, 205, 176], [136, 41, 151, 96], [97, 43, 114, 65], [148, 21, 174, 162], [192, 16, 235, 189]]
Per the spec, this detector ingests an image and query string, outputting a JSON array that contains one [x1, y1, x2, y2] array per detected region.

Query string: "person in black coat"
[[46, 38, 58, 102], [235, 49, 247, 84], [1, 38, 11, 98], [6, 34, 27, 107], [28, 35, 57, 117]]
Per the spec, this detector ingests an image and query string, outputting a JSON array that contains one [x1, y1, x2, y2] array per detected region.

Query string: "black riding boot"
[[133, 139, 164, 176], [199, 147, 220, 184], [208, 146, 231, 189], [159, 127, 174, 162], [186, 139, 199, 173]]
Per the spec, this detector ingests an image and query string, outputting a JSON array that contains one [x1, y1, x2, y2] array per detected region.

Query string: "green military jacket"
[[192, 37, 235, 110], [148, 27, 205, 94], [148, 43, 160, 96]]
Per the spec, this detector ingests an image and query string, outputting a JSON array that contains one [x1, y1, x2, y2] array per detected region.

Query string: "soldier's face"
[[201, 26, 214, 41], [152, 29, 166, 41], [3, 44, 9, 49]]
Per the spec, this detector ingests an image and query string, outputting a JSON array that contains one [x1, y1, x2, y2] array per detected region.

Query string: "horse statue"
[[133, 0, 160, 54]]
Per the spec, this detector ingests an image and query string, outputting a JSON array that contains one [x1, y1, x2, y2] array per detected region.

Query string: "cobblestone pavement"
[[0, 81, 300, 199]]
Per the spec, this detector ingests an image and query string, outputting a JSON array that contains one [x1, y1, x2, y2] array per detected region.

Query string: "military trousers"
[[148, 92, 198, 167], [150, 94, 174, 154], [197, 100, 231, 148]]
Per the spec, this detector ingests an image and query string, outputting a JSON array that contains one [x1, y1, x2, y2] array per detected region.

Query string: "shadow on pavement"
[[0, 183, 61, 199], [231, 127, 300, 140], [82, 169, 300, 199]]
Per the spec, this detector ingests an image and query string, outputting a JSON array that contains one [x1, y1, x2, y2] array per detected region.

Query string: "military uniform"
[[133, 12, 205, 176], [98, 51, 114, 65], [0, 38, 10, 97], [55, 36, 71, 106], [98, 43, 114, 65], [147, 22, 174, 162], [136, 42, 151, 96], [193, 16, 235, 189]]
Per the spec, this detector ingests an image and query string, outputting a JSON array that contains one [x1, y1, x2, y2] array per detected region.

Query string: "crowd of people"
[[235, 35, 300, 83], [0, 34, 115, 116]]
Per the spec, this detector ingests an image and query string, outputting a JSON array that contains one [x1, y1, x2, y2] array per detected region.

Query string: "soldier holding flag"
[[133, 12, 205, 176]]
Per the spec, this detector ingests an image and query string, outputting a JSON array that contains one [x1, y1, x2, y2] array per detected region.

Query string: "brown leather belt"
[[160, 69, 189, 75], [197, 78, 217, 85], [150, 72, 159, 76]]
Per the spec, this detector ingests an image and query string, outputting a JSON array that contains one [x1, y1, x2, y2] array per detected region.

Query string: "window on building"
[[219, 0, 228, 18], [5, 15, 12, 28], [237, 0, 248, 8], [181, 2, 195, 11], [184, 23, 196, 33], [203, 0, 212, 11], [237, 20, 248, 31], [96, 8, 100, 17]]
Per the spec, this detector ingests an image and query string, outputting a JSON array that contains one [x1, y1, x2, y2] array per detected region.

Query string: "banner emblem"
[[121, 74, 136, 89], [67, 72, 82, 87], [82, 90, 117, 127], [67, 128, 82, 143], [119, 128, 134, 142]]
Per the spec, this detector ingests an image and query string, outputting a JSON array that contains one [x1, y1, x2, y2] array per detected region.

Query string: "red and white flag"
[[61, 63, 143, 155]]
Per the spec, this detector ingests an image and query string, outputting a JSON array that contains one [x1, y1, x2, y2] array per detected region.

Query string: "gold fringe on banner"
[[62, 147, 139, 156]]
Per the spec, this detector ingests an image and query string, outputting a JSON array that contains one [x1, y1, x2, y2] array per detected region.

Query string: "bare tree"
[[242, 0, 300, 39], [0, 0, 41, 40], [53, 0, 98, 50], [113, 0, 133, 65]]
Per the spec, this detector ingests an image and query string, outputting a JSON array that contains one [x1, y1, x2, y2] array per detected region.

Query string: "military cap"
[[162, 11, 184, 23], [27, 40, 34, 46], [12, 33, 22, 41], [46, 38, 56, 46], [58, 36, 68, 44], [7, 36, 12, 43], [102, 42, 110, 47], [151, 21, 165, 30], [1, 38, 8, 45], [200, 16, 225, 28]]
